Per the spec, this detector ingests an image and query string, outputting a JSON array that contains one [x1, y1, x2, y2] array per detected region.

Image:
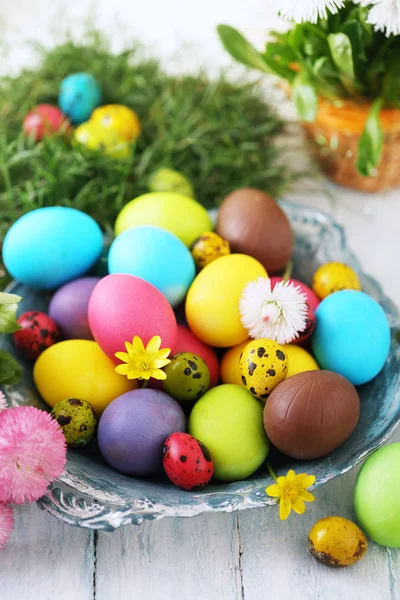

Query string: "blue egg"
[[59, 73, 101, 124], [312, 290, 390, 386], [3, 207, 103, 290], [108, 226, 196, 307]]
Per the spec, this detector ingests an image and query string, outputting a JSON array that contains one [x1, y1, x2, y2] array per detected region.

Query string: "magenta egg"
[[49, 277, 100, 339], [270, 277, 320, 312]]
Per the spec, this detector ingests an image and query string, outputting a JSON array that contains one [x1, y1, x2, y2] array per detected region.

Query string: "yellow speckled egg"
[[309, 516, 368, 568], [284, 345, 320, 379], [239, 339, 287, 400], [312, 262, 361, 300], [191, 232, 230, 270], [33, 340, 136, 414], [220, 341, 249, 385], [74, 121, 130, 159], [90, 104, 141, 141], [186, 254, 267, 347]]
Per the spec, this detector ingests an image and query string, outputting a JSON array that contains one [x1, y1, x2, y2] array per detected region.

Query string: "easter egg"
[[48, 277, 100, 339], [51, 398, 98, 447], [163, 353, 210, 402], [191, 232, 230, 270], [354, 444, 400, 547], [33, 340, 136, 414], [270, 276, 320, 312], [23, 104, 70, 141], [284, 345, 319, 378], [189, 384, 270, 481], [313, 262, 361, 300], [264, 371, 360, 460], [108, 226, 195, 307], [148, 168, 195, 198], [239, 339, 288, 400], [220, 341, 249, 386], [59, 73, 101, 124], [185, 254, 267, 347], [216, 188, 293, 273], [88, 274, 177, 362], [312, 291, 390, 386], [97, 388, 186, 476], [308, 517, 368, 567], [13, 311, 61, 361], [74, 121, 130, 159], [173, 325, 219, 387], [90, 104, 141, 141], [3, 207, 103, 289], [114, 192, 212, 247], [163, 433, 214, 490]]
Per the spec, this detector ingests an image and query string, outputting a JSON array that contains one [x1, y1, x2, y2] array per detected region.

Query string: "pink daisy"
[[0, 504, 14, 551], [0, 391, 8, 412], [0, 406, 67, 505]]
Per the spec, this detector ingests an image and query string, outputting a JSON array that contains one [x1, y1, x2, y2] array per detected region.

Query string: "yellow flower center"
[[284, 485, 299, 499], [139, 359, 151, 371]]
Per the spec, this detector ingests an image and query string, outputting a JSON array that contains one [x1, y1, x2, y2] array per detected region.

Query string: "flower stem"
[[266, 461, 278, 482], [282, 260, 293, 283]]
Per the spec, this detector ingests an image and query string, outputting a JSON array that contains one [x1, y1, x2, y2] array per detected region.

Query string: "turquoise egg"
[[312, 290, 390, 386], [59, 73, 101, 124], [108, 225, 195, 307], [3, 207, 103, 289]]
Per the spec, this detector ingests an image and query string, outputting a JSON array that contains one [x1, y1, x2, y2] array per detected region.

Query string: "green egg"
[[148, 168, 195, 198], [163, 352, 210, 402], [51, 398, 98, 447]]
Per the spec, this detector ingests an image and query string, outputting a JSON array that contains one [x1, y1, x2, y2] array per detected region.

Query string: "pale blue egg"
[[59, 73, 101, 124], [108, 226, 195, 307], [312, 290, 390, 386], [3, 207, 103, 290]]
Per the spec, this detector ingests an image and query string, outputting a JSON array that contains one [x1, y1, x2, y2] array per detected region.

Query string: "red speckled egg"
[[163, 432, 214, 490], [13, 311, 61, 361], [23, 104, 70, 142], [173, 324, 219, 387]]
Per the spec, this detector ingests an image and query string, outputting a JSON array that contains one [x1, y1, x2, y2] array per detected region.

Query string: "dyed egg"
[[33, 340, 136, 414], [270, 277, 320, 312], [148, 168, 194, 198], [163, 353, 210, 402], [74, 121, 130, 159], [3, 207, 103, 289], [108, 226, 195, 307], [312, 291, 390, 385], [185, 254, 267, 347], [97, 388, 186, 476], [189, 384, 270, 481], [173, 324, 219, 388], [13, 311, 61, 361], [191, 232, 230, 270], [90, 104, 141, 141], [354, 444, 400, 547], [220, 341, 249, 386], [59, 73, 101, 124], [163, 433, 214, 490], [239, 339, 288, 400], [88, 274, 177, 362], [114, 192, 212, 247], [23, 104, 70, 141], [313, 262, 361, 300], [294, 305, 316, 345], [309, 517, 368, 567], [48, 277, 100, 339], [284, 345, 319, 378], [51, 398, 98, 447]]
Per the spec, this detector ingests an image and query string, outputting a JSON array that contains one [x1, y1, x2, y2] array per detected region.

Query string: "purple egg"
[[97, 389, 186, 476], [49, 276, 100, 339]]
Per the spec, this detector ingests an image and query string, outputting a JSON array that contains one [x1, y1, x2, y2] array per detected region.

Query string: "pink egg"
[[270, 277, 320, 312], [88, 274, 177, 362], [172, 325, 220, 387]]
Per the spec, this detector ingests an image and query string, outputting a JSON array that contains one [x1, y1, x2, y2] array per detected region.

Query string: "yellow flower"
[[266, 469, 316, 521], [115, 335, 171, 381]]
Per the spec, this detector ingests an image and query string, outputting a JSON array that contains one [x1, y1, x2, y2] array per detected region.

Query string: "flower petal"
[[291, 498, 306, 515], [286, 469, 296, 481], [132, 370, 151, 380], [153, 358, 171, 369], [277, 475, 287, 486], [296, 474, 316, 488], [146, 336, 161, 354], [115, 364, 132, 375], [151, 369, 167, 380], [279, 498, 292, 521], [155, 348, 172, 360], [132, 336, 145, 354], [125, 341, 134, 354], [266, 484, 282, 498], [298, 490, 315, 503], [115, 352, 130, 363]]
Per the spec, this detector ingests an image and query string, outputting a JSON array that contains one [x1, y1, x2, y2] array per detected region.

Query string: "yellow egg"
[[239, 339, 287, 400], [74, 121, 130, 159], [220, 341, 249, 385], [115, 192, 213, 247], [312, 262, 361, 300], [186, 254, 267, 347], [90, 104, 141, 141], [284, 345, 320, 378], [309, 516, 368, 568], [33, 340, 136, 414]]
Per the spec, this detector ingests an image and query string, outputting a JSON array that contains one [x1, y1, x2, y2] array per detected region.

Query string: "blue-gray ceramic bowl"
[[1, 202, 399, 530]]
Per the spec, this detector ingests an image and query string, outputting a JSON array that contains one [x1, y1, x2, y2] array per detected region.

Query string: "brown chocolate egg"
[[216, 188, 294, 273], [263, 371, 360, 460]]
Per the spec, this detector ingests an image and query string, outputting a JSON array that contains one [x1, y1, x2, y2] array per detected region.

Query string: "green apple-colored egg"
[[354, 443, 400, 547], [188, 384, 270, 481]]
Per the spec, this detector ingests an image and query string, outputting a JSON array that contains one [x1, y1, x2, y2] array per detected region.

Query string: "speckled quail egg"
[[239, 339, 288, 400], [163, 352, 210, 402], [51, 398, 98, 447], [191, 232, 230, 270], [312, 262, 361, 300]]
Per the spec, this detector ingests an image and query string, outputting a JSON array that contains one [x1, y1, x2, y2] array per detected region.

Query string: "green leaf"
[[0, 292, 22, 334], [292, 73, 318, 122], [356, 98, 384, 177], [217, 25, 270, 73], [328, 33, 355, 80], [0, 350, 22, 385]]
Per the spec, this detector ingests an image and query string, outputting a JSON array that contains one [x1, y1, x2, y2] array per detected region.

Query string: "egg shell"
[[148, 168, 194, 198], [3, 207, 103, 290], [191, 232, 230, 270], [33, 340, 136, 414], [13, 311, 61, 361], [284, 345, 319, 378], [172, 324, 219, 388], [114, 192, 212, 247], [216, 188, 294, 274], [90, 104, 141, 141], [51, 398, 98, 447], [88, 274, 177, 362], [185, 254, 267, 347], [59, 73, 101, 124], [312, 262, 361, 300], [270, 277, 320, 312], [163, 353, 210, 402], [163, 433, 214, 490], [308, 517, 368, 567], [239, 339, 288, 400], [23, 104, 70, 141], [97, 388, 186, 476], [312, 290, 390, 386], [220, 341, 249, 386], [48, 277, 100, 339], [108, 226, 195, 307]]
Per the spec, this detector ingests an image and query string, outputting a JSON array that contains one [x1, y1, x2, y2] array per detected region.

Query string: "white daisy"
[[276, 0, 345, 23], [355, 0, 400, 37], [239, 278, 308, 345], [0, 392, 7, 413]]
